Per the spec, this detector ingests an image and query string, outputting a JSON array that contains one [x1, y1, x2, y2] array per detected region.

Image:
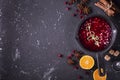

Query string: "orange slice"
[[79, 55, 94, 70], [93, 69, 107, 80]]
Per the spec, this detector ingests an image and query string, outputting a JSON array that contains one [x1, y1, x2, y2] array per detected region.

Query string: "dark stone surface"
[[0, 0, 120, 80]]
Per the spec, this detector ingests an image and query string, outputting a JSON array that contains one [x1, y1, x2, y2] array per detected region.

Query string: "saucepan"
[[76, 14, 117, 76]]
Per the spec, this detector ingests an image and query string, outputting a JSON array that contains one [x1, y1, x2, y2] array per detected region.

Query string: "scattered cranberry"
[[67, 55, 72, 59], [78, 75, 83, 79], [66, 7, 71, 11], [74, 53, 81, 59], [69, 53, 74, 57], [73, 65, 79, 70], [67, 53, 74, 59], [72, 50, 76, 53], [76, 9, 79, 13], [68, 2, 72, 5], [79, 10, 83, 15], [82, 0, 88, 2], [80, 16, 84, 19], [58, 54, 63, 58], [64, 1, 68, 5], [72, 13, 77, 17], [64, 0, 91, 20]]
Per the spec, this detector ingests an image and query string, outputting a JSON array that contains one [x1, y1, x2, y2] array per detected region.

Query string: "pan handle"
[[96, 53, 106, 76]]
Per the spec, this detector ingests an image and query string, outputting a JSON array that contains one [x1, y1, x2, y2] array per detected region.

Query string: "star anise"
[[83, 6, 90, 14], [69, 0, 77, 5], [77, 2, 85, 10], [82, 0, 89, 3]]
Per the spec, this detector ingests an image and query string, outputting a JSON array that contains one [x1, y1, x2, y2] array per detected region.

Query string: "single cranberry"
[[76, 9, 79, 13], [73, 66, 79, 70], [58, 54, 63, 58], [68, 2, 72, 5], [67, 55, 72, 59], [64, 1, 68, 5], [66, 7, 71, 11], [80, 16, 84, 19], [72, 13, 77, 17], [78, 75, 83, 79], [67, 53, 74, 59], [79, 10, 83, 15], [72, 50, 77, 53], [82, 0, 88, 2], [70, 53, 74, 57]]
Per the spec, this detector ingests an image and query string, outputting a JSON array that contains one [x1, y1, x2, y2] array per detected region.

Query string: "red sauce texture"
[[78, 17, 112, 51]]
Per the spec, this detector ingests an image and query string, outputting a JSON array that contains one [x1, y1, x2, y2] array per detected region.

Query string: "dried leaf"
[[67, 59, 75, 65]]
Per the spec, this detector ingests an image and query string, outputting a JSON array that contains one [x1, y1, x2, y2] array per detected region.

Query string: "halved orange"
[[79, 55, 94, 70], [93, 69, 107, 80]]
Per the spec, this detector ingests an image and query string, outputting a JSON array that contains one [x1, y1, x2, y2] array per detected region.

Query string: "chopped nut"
[[67, 59, 75, 65], [114, 50, 120, 57], [104, 55, 111, 61], [109, 49, 115, 55]]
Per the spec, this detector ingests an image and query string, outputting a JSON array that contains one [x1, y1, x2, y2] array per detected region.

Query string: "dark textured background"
[[0, 0, 120, 80]]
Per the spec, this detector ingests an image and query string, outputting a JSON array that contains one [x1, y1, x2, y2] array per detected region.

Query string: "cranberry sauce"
[[78, 17, 112, 51]]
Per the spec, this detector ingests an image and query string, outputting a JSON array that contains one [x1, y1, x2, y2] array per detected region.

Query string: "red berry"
[[73, 65, 79, 70], [72, 50, 76, 53], [78, 75, 83, 79], [82, 0, 87, 2], [80, 16, 84, 19], [76, 9, 79, 13], [69, 53, 74, 57], [72, 13, 77, 17], [67, 53, 74, 59], [68, 2, 72, 5], [58, 54, 63, 58], [66, 7, 71, 11], [79, 10, 83, 15], [64, 1, 68, 5], [67, 55, 72, 59]]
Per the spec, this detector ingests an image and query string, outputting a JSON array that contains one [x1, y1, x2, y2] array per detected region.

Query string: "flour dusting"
[[43, 67, 55, 80]]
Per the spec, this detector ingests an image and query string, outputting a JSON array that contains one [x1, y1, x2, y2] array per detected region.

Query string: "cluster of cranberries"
[[57, 50, 91, 80], [78, 17, 112, 51], [67, 50, 83, 69], [64, 0, 88, 19]]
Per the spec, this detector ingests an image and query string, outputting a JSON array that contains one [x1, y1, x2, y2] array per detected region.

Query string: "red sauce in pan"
[[78, 17, 112, 51]]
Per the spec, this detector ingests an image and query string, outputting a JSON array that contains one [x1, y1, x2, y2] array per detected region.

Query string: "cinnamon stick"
[[94, 0, 116, 16]]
